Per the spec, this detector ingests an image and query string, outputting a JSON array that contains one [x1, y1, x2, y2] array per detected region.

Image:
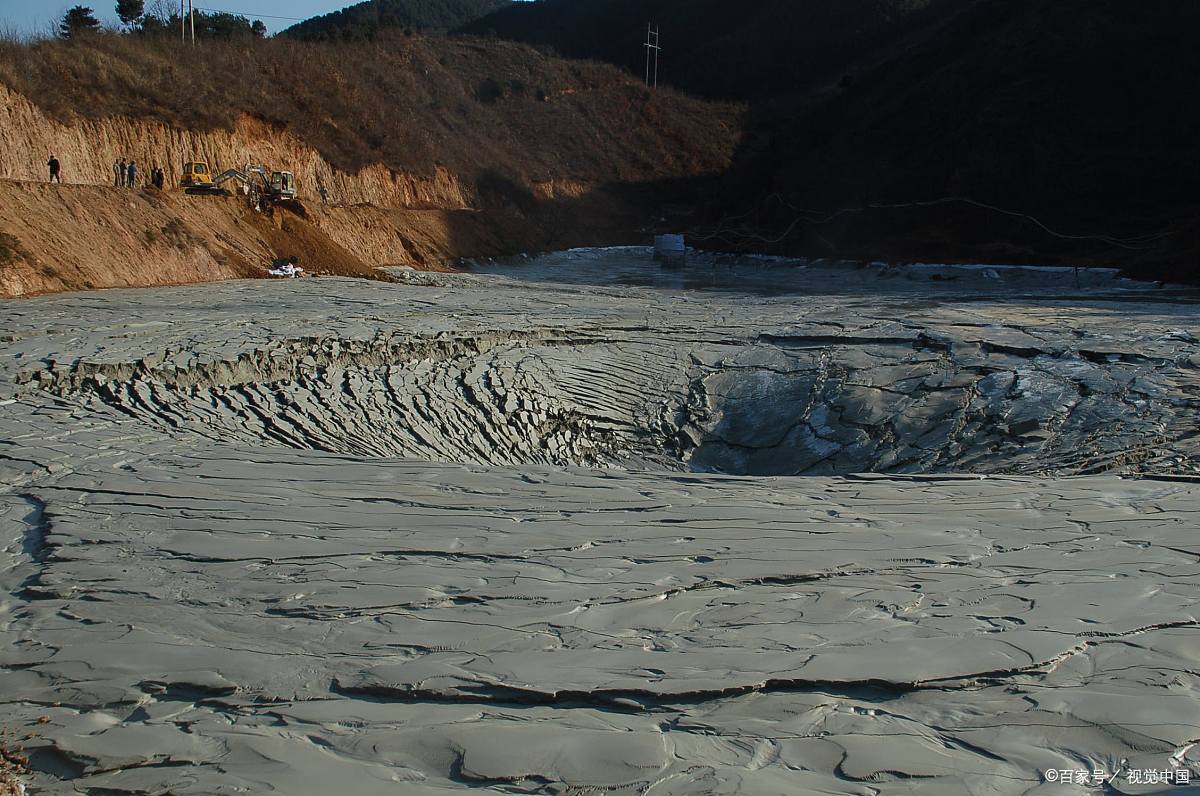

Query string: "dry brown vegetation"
[[0, 30, 740, 187], [0, 729, 27, 796], [0, 232, 28, 266]]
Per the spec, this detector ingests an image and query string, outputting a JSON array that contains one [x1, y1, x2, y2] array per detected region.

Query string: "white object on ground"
[[654, 234, 685, 258]]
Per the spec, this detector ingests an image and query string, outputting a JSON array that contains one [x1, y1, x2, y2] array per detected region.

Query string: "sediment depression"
[[2, 250, 1199, 794]]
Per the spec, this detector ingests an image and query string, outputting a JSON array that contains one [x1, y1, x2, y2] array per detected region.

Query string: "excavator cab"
[[270, 171, 297, 200], [180, 161, 216, 192]]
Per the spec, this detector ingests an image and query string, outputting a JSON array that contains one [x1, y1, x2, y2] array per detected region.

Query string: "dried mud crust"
[[12, 253, 1200, 478], [1, 250, 1199, 794]]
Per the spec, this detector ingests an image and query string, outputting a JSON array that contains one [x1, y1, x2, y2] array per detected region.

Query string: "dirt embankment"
[[0, 32, 741, 297], [0, 176, 584, 296], [0, 84, 688, 297], [0, 84, 497, 296], [0, 85, 471, 210]]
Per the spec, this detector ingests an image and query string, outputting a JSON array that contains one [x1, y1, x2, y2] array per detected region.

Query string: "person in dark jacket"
[[127, 161, 138, 188], [47, 155, 61, 183]]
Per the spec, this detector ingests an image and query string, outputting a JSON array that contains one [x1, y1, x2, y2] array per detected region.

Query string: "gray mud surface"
[[2, 250, 1199, 794]]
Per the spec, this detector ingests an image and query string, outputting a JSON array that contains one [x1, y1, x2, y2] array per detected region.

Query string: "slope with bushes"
[[284, 0, 512, 41], [461, 0, 973, 100], [711, 0, 1200, 274], [0, 31, 736, 187]]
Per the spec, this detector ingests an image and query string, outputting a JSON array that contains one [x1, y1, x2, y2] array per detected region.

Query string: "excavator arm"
[[212, 169, 251, 190]]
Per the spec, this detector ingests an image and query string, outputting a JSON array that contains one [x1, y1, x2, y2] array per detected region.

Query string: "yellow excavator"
[[180, 160, 218, 193]]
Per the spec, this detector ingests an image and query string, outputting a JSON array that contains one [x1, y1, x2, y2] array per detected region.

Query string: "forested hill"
[[460, 0, 972, 100], [284, 0, 512, 41], [716, 0, 1200, 276]]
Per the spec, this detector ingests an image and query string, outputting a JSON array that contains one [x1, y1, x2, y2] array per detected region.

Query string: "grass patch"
[[144, 218, 194, 250], [0, 232, 28, 266], [159, 217, 195, 249]]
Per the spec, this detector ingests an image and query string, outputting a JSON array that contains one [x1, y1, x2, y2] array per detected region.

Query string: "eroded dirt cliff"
[[0, 85, 473, 209], [0, 33, 738, 297], [0, 176, 583, 296]]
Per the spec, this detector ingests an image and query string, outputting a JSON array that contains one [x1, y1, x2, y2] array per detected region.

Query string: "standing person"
[[47, 155, 61, 183], [113, 160, 123, 187], [119, 159, 128, 187], [317, 181, 329, 205], [127, 161, 138, 188]]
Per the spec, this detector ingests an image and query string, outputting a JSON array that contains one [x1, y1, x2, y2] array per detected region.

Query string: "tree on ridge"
[[116, 0, 146, 28], [60, 6, 102, 38]]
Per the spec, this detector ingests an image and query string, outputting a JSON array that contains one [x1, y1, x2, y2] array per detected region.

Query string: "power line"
[[192, 6, 307, 21]]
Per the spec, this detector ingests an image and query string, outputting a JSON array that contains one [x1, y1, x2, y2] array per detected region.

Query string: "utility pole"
[[180, 0, 195, 45], [179, 0, 195, 45], [644, 23, 661, 88], [654, 26, 660, 88]]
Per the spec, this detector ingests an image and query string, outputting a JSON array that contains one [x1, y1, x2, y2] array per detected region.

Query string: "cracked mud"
[[2, 250, 1199, 794]]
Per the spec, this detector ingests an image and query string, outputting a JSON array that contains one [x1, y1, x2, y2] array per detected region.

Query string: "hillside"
[[695, 0, 1200, 276], [461, 0, 973, 100], [0, 31, 736, 185], [0, 31, 739, 295], [284, 0, 512, 41]]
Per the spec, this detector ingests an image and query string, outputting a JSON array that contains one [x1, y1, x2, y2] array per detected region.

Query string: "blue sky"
[[0, 1, 370, 36]]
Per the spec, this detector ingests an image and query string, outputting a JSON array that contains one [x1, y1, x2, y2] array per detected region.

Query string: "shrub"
[[0, 233, 27, 266], [475, 76, 504, 104]]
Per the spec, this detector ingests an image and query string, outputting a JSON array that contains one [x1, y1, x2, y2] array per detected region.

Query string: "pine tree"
[[116, 0, 146, 28], [60, 6, 102, 38]]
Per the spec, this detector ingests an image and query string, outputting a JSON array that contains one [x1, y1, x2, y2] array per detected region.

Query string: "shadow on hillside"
[[683, 0, 1200, 284], [452, 173, 1200, 310]]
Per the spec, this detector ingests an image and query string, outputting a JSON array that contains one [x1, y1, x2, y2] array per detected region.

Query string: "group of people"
[[45, 156, 168, 189], [47, 159, 328, 200], [112, 160, 165, 190], [113, 159, 137, 187]]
